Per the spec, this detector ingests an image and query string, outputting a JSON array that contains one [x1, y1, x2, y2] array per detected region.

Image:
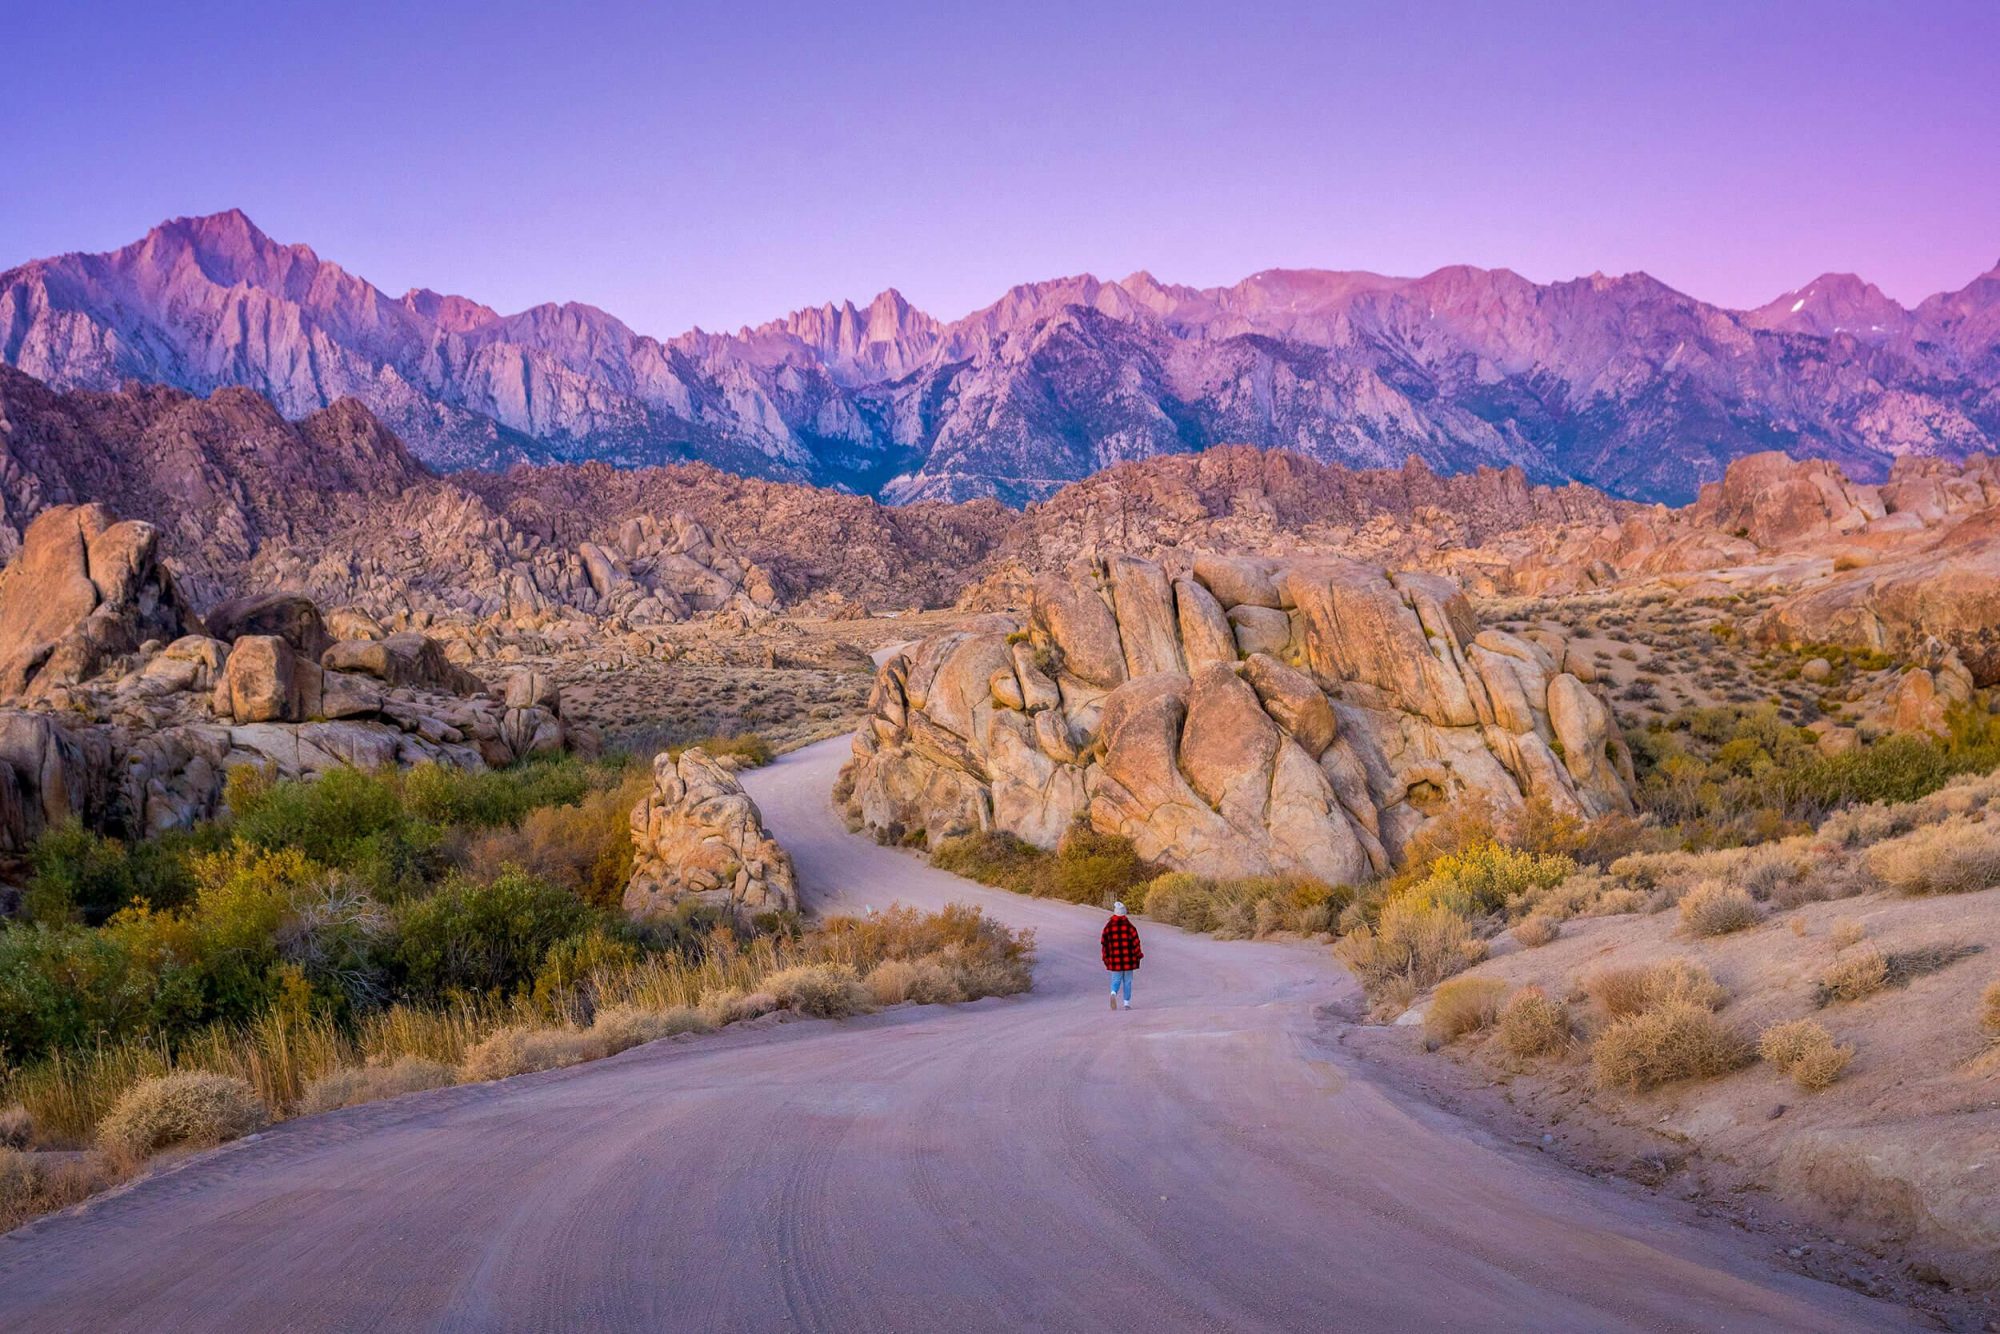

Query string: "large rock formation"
[[843, 552, 1633, 885], [0, 505, 188, 700], [624, 749, 797, 921], [0, 504, 581, 853]]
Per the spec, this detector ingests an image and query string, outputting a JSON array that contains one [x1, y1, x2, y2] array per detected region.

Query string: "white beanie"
[[1113, 901, 1126, 916]]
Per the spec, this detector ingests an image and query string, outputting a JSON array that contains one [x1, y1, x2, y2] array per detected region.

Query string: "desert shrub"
[[1511, 915, 1560, 948], [402, 756, 610, 829], [1758, 1018, 1854, 1091], [529, 927, 643, 1019], [589, 1004, 710, 1054], [931, 831, 1056, 896], [1866, 816, 2000, 895], [861, 957, 969, 1006], [673, 733, 774, 768], [1497, 987, 1571, 1058], [1678, 881, 1760, 937], [391, 870, 592, 1001], [459, 1025, 605, 1081], [1140, 872, 1346, 937], [0, 1148, 117, 1232], [762, 964, 871, 1019], [462, 775, 647, 906], [1815, 946, 1888, 1005], [1424, 976, 1508, 1043], [1409, 841, 1576, 918], [1829, 918, 1867, 951], [700, 989, 778, 1027], [1983, 981, 2000, 1040], [1582, 958, 1727, 1018], [1335, 894, 1484, 1001], [1591, 1001, 1753, 1092], [23, 821, 209, 925], [96, 1071, 266, 1164], [298, 1058, 456, 1115], [1050, 828, 1156, 905], [226, 766, 443, 896]]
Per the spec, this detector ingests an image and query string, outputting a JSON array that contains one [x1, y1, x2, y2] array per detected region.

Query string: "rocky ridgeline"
[[0, 367, 784, 633], [844, 552, 1633, 885], [0, 504, 582, 852], [623, 749, 797, 922], [8, 211, 1998, 504], [1511, 451, 2000, 688]]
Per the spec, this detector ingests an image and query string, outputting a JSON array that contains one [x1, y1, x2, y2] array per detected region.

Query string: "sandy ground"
[[0, 741, 1921, 1332]]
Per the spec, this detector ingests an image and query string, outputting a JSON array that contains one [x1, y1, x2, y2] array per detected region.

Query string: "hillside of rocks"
[[843, 551, 1633, 885], [0, 503, 579, 855]]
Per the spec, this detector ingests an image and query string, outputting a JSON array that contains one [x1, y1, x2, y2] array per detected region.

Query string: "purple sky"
[[5, 0, 1995, 335]]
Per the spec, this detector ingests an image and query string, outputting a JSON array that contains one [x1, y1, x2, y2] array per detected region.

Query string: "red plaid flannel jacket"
[[1100, 915, 1143, 971]]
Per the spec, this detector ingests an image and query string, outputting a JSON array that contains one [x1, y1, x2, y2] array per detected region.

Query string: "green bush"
[[23, 822, 212, 925], [391, 870, 592, 1001], [402, 757, 610, 830], [226, 766, 446, 897]]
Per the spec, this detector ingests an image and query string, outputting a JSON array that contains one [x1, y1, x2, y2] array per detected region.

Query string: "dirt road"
[[0, 739, 1913, 1331]]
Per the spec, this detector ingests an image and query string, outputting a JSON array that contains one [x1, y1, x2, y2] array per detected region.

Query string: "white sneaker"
[[1109, 993, 1118, 1011], [1121, 999, 1131, 1009]]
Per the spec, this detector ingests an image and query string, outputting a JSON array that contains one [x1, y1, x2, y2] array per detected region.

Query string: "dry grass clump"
[[591, 1004, 711, 1053], [1758, 1018, 1854, 1091], [1678, 881, 1760, 937], [1497, 987, 1571, 1058], [458, 1026, 606, 1082], [0, 1149, 118, 1232], [1815, 946, 1889, 1005], [1830, 918, 1867, 951], [96, 1072, 266, 1165], [1591, 1001, 1753, 1092], [1424, 977, 1509, 1043], [1983, 980, 2000, 1040], [0, 1104, 31, 1150], [298, 1058, 457, 1115], [1866, 815, 2000, 895], [700, 989, 779, 1026], [1583, 957, 1727, 1018], [863, 957, 962, 1006], [763, 964, 872, 1019], [1511, 915, 1560, 948]]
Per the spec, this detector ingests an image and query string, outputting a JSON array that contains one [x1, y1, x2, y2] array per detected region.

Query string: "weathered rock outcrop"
[[1754, 508, 2000, 687], [843, 552, 1634, 884], [0, 504, 582, 853], [0, 504, 189, 700], [623, 749, 797, 921]]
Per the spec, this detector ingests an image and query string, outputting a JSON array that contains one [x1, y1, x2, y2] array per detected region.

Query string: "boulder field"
[[842, 552, 1634, 885], [0, 504, 583, 853]]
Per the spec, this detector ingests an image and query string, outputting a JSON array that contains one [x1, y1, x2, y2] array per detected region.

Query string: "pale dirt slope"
[[0, 740, 1913, 1331]]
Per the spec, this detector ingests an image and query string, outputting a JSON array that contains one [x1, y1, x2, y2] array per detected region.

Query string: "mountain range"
[[2, 210, 1995, 504]]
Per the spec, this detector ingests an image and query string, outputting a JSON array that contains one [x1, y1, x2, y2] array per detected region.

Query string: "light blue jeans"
[[1109, 970, 1133, 1004]]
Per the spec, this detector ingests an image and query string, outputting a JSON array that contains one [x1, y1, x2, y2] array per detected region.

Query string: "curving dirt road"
[[0, 738, 1913, 1331]]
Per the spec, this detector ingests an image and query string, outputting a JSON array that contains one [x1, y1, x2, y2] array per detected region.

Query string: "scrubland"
[[0, 745, 1031, 1233]]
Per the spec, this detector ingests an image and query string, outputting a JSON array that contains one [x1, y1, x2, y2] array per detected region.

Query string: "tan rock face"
[[842, 552, 1633, 884], [624, 749, 798, 921], [0, 504, 189, 701]]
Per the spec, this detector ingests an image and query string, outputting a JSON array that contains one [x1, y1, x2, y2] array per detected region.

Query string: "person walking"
[[1101, 901, 1142, 1010]]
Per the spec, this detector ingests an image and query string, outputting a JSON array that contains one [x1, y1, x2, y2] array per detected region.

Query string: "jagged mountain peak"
[[1746, 272, 1910, 341], [2, 213, 1997, 505]]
